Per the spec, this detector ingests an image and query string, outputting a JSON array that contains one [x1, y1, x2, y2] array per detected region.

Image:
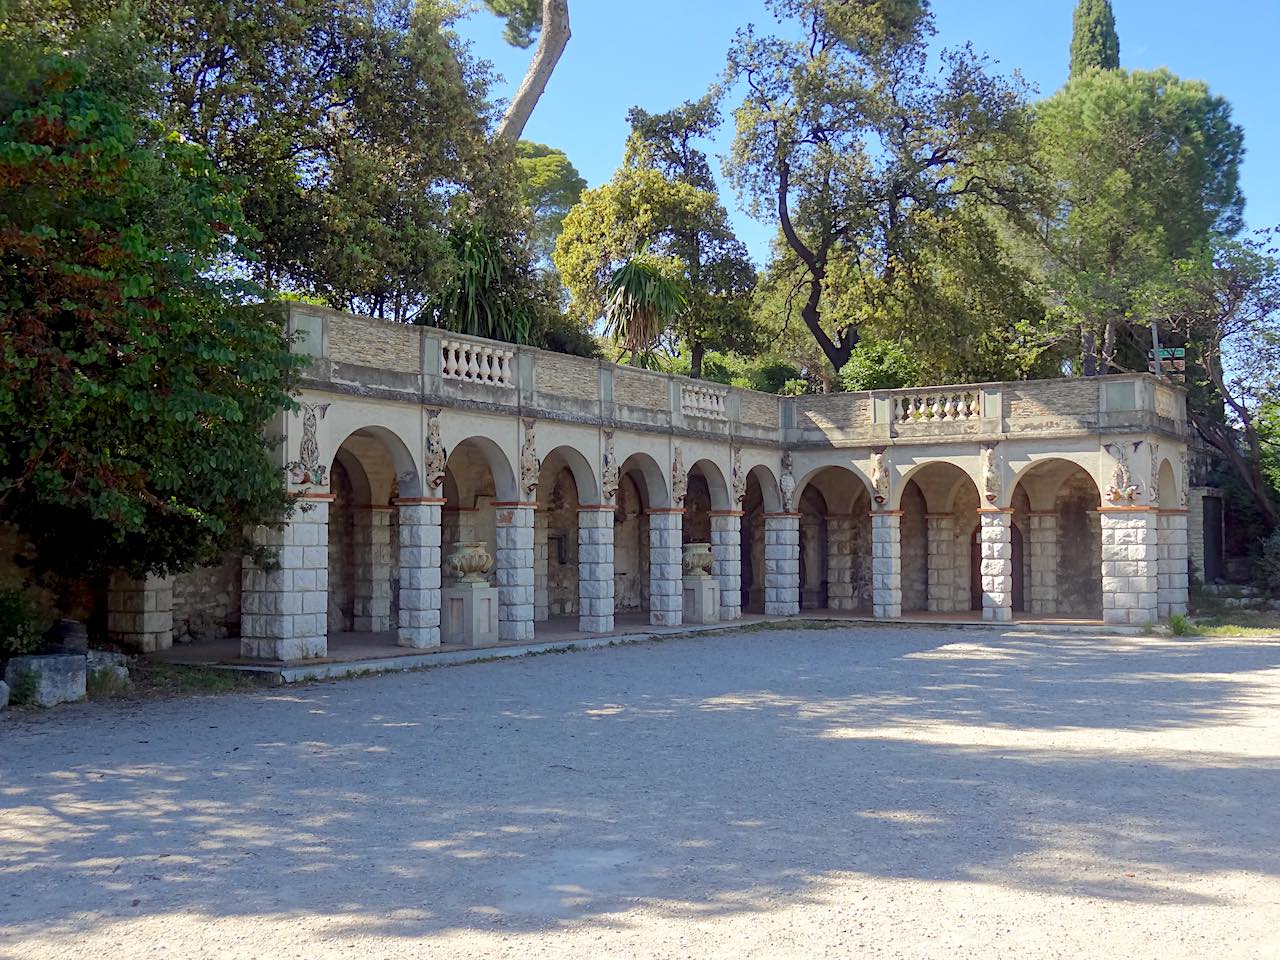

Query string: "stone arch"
[[534, 456, 584, 624], [689, 458, 732, 511], [619, 452, 669, 509], [795, 465, 872, 516], [1011, 457, 1104, 619], [444, 435, 518, 503], [329, 425, 421, 502], [746, 463, 783, 513], [541, 444, 601, 505], [891, 459, 978, 513]]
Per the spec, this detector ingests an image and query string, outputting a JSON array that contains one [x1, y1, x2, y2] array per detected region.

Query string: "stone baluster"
[[578, 506, 615, 632], [397, 498, 442, 648]]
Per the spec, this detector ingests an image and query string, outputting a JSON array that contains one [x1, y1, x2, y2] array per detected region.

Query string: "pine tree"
[[1069, 0, 1120, 77]]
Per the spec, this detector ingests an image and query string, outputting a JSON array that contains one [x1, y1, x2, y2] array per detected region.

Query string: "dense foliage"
[[0, 55, 300, 581], [1069, 0, 1120, 77]]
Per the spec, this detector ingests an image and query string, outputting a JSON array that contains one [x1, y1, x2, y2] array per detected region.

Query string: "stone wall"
[[900, 482, 929, 612], [614, 370, 670, 409], [1057, 474, 1103, 618], [614, 473, 650, 612], [172, 557, 241, 641], [1005, 380, 1099, 432], [327, 315, 420, 373], [536, 353, 600, 402]]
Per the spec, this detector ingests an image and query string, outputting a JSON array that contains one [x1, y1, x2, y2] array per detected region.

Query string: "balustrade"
[[891, 390, 980, 424], [441, 339, 515, 388], [681, 383, 728, 420]]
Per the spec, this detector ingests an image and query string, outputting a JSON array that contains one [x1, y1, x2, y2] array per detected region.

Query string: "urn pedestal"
[[681, 542, 720, 625], [442, 542, 499, 647]]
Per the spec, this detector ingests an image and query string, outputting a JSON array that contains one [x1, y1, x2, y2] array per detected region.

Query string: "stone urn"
[[681, 542, 715, 579], [446, 542, 493, 583]]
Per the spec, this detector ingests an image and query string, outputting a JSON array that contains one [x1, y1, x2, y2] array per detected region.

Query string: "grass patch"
[[127, 661, 265, 698], [1183, 610, 1280, 638], [86, 666, 131, 699]]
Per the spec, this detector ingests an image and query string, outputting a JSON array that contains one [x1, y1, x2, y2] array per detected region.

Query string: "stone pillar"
[[1100, 508, 1159, 626], [351, 506, 393, 632], [533, 512, 550, 622], [648, 509, 683, 626], [1027, 512, 1058, 616], [107, 573, 174, 653], [978, 508, 1014, 622], [241, 495, 330, 660], [764, 513, 800, 617], [495, 502, 536, 641], [925, 513, 955, 613], [871, 512, 902, 619], [710, 511, 743, 621], [396, 498, 442, 649], [1157, 509, 1190, 620], [826, 515, 854, 611], [578, 506, 615, 633]]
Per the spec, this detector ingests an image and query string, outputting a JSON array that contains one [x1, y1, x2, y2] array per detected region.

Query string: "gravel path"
[[2, 625, 1279, 959]]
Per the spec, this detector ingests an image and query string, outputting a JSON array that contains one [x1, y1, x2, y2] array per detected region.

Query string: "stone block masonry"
[[1101, 509, 1159, 626], [764, 514, 800, 617], [979, 509, 1013, 622], [710, 512, 742, 622], [1157, 510, 1190, 620], [578, 507, 615, 633], [107, 573, 174, 653], [352, 507, 393, 632], [871, 512, 902, 619], [1027, 512, 1058, 615], [926, 514, 956, 613], [495, 504, 536, 642], [826, 515, 856, 611], [533, 513, 550, 622], [397, 500, 442, 649], [240, 497, 331, 660], [649, 510, 684, 626]]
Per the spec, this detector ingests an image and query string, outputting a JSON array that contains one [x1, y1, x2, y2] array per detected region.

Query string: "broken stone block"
[[5, 654, 87, 707]]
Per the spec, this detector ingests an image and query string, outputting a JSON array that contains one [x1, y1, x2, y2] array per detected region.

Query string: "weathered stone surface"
[[6, 654, 86, 707], [0, 679, 9, 709]]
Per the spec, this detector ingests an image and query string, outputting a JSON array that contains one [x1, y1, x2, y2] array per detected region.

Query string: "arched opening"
[[740, 466, 783, 613], [327, 427, 419, 641], [895, 461, 1001, 618], [1011, 458, 1104, 621], [614, 452, 667, 623], [439, 437, 515, 645], [534, 448, 586, 633], [783, 466, 873, 614]]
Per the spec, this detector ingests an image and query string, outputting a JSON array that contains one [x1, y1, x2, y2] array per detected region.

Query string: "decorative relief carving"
[[520, 419, 540, 499], [671, 444, 686, 507], [424, 408, 446, 490], [731, 447, 746, 506], [780, 450, 796, 512], [1104, 440, 1142, 502], [601, 429, 619, 506], [287, 402, 330, 486], [1150, 442, 1161, 504], [870, 450, 889, 505], [1178, 449, 1189, 508], [980, 443, 1000, 504]]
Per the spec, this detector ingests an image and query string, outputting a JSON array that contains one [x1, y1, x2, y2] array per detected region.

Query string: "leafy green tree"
[[725, 0, 1040, 379], [21, 0, 539, 327], [516, 140, 586, 264], [0, 54, 300, 582], [604, 257, 687, 367], [1069, 0, 1120, 77], [556, 97, 756, 378], [1034, 67, 1245, 371]]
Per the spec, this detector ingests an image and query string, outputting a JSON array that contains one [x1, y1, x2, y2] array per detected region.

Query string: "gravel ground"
[[2, 625, 1279, 960]]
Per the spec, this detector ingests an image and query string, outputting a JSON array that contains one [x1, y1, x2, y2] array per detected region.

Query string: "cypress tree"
[[1069, 0, 1120, 77]]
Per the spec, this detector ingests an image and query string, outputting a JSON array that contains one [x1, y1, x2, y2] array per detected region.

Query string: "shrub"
[[1168, 612, 1193, 636], [0, 585, 42, 658], [1254, 530, 1280, 595]]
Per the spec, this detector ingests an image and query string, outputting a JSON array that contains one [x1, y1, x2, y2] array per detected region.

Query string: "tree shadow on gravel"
[[1, 628, 1278, 943]]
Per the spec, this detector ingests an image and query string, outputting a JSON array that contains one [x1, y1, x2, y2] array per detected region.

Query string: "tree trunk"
[[690, 341, 705, 380], [1101, 318, 1116, 371], [1081, 325, 1097, 376], [495, 0, 570, 142]]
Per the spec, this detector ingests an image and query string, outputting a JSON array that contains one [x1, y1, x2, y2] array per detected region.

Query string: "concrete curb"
[[202, 616, 1146, 685]]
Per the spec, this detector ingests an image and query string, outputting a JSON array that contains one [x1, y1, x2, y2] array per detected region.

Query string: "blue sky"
[[456, 0, 1279, 266]]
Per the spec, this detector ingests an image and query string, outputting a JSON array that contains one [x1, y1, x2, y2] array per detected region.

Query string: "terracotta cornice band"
[[299, 492, 335, 502], [393, 496, 447, 506]]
